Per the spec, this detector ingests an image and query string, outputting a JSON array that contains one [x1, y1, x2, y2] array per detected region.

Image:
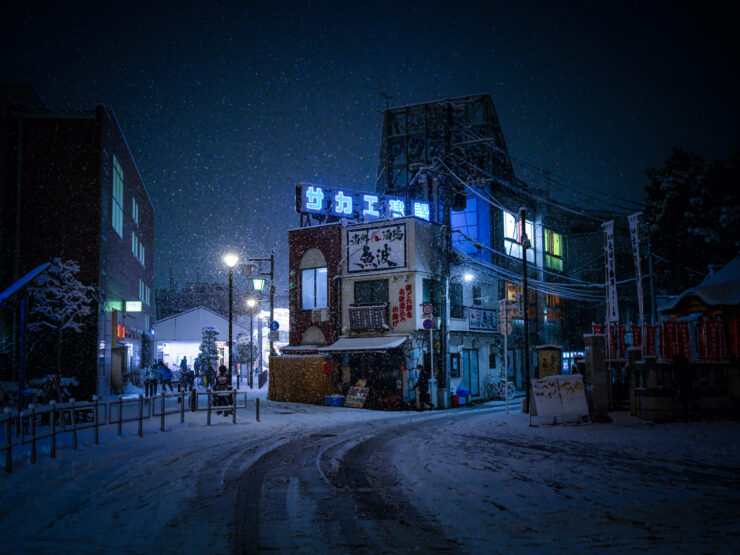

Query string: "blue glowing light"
[[388, 199, 405, 218], [305, 186, 324, 211], [334, 191, 353, 214], [413, 202, 430, 221], [363, 194, 380, 217]]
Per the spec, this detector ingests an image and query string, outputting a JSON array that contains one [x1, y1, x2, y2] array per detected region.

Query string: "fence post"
[[4, 408, 12, 473], [72, 400, 78, 450], [30, 404, 36, 464], [232, 389, 237, 424], [93, 395, 99, 445], [207, 388, 212, 426], [256, 397, 260, 422], [117, 396, 123, 436], [160, 392, 166, 432], [50, 401, 57, 459], [191, 388, 197, 412], [180, 390, 185, 424], [138, 394, 144, 438]]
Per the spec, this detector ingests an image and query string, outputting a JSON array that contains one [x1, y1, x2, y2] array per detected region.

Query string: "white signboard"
[[469, 308, 496, 331], [531, 374, 589, 420], [347, 223, 406, 273], [628, 212, 645, 327]]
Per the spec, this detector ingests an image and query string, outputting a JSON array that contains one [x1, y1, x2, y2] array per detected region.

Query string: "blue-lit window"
[[451, 197, 479, 255], [302, 267, 327, 309], [112, 155, 124, 237]]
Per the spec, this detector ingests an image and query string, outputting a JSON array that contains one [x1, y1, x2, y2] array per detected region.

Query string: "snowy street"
[[1, 394, 738, 553]]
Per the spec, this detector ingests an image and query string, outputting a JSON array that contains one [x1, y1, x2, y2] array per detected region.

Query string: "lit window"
[[450, 282, 464, 318], [503, 211, 534, 263], [131, 231, 137, 256], [139, 279, 145, 301], [132, 197, 139, 226], [546, 294, 563, 322], [112, 155, 124, 237], [140, 243, 145, 267], [505, 282, 536, 319], [301, 267, 327, 309], [545, 229, 564, 271]]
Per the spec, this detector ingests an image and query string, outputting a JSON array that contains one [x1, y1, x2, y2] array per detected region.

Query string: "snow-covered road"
[[0, 393, 737, 554]]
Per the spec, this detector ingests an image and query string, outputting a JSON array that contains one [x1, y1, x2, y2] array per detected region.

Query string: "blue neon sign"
[[297, 184, 431, 222]]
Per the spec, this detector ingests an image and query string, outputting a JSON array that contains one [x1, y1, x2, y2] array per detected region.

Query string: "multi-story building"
[[0, 84, 154, 397]]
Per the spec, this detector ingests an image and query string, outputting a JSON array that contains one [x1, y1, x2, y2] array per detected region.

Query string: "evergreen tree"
[[199, 326, 220, 371], [644, 148, 740, 292], [235, 331, 259, 368]]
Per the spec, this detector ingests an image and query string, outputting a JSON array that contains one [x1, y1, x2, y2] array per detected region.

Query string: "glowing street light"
[[223, 253, 239, 388]]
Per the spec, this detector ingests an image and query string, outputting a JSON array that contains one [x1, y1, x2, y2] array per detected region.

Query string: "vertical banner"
[[663, 320, 678, 359], [607, 324, 617, 359], [602, 220, 619, 324], [631, 324, 642, 346], [677, 321, 691, 359], [706, 319, 721, 360], [627, 213, 645, 330], [592, 322, 603, 334], [618, 324, 626, 358], [645, 325, 656, 356], [729, 318, 739, 357]]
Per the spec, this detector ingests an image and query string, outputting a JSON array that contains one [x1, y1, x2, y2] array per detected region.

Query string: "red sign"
[[592, 322, 603, 334], [729, 318, 739, 357], [706, 319, 722, 361], [677, 321, 691, 359], [662, 320, 677, 359], [618, 325, 626, 359], [631, 324, 642, 347], [645, 325, 656, 356]]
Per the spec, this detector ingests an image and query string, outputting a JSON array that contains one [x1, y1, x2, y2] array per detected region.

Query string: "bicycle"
[[483, 376, 515, 401]]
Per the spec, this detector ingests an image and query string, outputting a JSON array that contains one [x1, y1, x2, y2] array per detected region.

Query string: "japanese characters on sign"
[[347, 223, 407, 273], [602, 220, 619, 323], [297, 183, 431, 222], [468, 308, 497, 331]]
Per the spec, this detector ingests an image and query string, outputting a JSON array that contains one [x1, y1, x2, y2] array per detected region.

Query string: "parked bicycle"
[[483, 377, 515, 401]]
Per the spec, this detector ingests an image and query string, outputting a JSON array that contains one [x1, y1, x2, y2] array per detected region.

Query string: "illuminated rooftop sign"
[[296, 184, 431, 222]]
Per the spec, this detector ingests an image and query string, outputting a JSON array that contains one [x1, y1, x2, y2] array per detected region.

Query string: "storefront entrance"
[[460, 348, 479, 396]]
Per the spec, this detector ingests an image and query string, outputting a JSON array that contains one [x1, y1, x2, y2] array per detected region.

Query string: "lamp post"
[[247, 249, 276, 357], [223, 253, 239, 388], [519, 207, 531, 412], [246, 297, 257, 388]]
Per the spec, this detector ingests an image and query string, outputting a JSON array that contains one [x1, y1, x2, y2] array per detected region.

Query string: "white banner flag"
[[602, 220, 619, 323], [628, 212, 645, 327]]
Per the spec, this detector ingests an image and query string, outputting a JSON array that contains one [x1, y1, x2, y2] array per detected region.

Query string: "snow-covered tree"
[[235, 331, 259, 367], [27, 258, 97, 377], [199, 326, 220, 371]]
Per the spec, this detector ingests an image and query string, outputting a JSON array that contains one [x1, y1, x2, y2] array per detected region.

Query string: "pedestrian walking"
[[159, 361, 174, 393], [416, 364, 433, 410], [146, 363, 160, 396]]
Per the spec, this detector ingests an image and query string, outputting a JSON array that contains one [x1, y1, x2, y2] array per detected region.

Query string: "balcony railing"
[[349, 304, 389, 331]]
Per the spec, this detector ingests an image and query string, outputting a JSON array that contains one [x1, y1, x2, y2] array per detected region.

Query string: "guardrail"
[[1, 389, 254, 474]]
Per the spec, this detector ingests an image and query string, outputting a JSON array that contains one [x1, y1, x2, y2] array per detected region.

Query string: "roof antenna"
[[379, 92, 395, 109]]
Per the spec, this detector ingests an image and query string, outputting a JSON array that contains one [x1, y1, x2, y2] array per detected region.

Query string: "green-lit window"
[[545, 229, 564, 271], [112, 155, 124, 237]]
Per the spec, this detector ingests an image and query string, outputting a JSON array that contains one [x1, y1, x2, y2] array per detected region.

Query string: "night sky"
[[2, 1, 738, 296]]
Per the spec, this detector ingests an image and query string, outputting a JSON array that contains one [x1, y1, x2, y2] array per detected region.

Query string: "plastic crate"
[[325, 395, 345, 407]]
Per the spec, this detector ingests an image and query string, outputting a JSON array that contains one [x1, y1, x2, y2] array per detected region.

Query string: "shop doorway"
[[461, 348, 479, 396], [111, 347, 126, 390]]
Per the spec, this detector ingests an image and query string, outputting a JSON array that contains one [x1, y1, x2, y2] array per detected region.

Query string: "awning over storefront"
[[318, 335, 409, 352]]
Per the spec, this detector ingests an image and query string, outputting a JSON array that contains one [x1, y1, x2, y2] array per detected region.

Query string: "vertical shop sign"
[[645, 325, 657, 356], [618, 324, 626, 359], [602, 220, 619, 324], [662, 320, 677, 359], [631, 324, 642, 346], [677, 321, 691, 359], [627, 213, 645, 329]]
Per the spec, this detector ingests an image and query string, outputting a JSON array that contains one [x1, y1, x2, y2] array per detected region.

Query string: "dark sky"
[[2, 1, 738, 295]]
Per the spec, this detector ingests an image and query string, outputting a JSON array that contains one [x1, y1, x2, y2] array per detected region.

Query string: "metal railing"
[[1, 389, 254, 474]]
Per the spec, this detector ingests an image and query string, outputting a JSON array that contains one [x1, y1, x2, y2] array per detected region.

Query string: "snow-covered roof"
[[318, 335, 408, 352], [153, 306, 248, 341], [659, 256, 740, 313]]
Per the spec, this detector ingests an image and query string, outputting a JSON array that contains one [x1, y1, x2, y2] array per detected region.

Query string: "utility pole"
[[646, 231, 657, 325], [520, 207, 532, 412], [269, 249, 276, 356]]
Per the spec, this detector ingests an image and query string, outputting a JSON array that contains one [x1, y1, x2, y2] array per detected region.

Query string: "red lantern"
[[322, 362, 330, 375]]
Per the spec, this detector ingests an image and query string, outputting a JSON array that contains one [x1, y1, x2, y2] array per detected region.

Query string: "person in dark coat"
[[205, 363, 216, 388], [214, 365, 232, 416], [159, 361, 174, 392], [416, 364, 433, 410]]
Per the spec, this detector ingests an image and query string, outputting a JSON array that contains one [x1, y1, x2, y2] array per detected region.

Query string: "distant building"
[[0, 84, 154, 397]]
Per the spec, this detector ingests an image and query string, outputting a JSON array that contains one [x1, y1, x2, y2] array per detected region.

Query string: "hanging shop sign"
[[296, 183, 431, 222], [627, 212, 645, 326], [469, 308, 497, 331], [347, 223, 407, 273]]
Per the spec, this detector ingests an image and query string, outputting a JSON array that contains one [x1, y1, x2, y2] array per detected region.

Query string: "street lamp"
[[223, 253, 239, 388], [246, 250, 276, 357], [246, 297, 257, 388]]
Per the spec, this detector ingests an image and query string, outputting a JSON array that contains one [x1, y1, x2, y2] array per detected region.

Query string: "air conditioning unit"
[[311, 307, 329, 323]]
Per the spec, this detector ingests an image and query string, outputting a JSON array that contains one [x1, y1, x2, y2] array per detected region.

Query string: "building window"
[[302, 267, 327, 309], [131, 231, 138, 256], [545, 229, 564, 271], [422, 278, 441, 306], [112, 155, 124, 237], [139, 279, 145, 302], [472, 285, 482, 306], [132, 197, 139, 226], [450, 282, 464, 318], [354, 279, 389, 306], [546, 294, 563, 323], [139, 243, 146, 268], [503, 211, 534, 263], [145, 285, 151, 306], [505, 282, 536, 319]]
